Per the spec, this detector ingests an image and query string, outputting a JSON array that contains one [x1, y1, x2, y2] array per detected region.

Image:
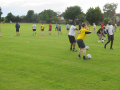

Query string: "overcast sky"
[[1, 0, 120, 17]]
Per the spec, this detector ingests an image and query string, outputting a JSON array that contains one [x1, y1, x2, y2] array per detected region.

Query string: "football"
[[87, 54, 91, 59], [102, 40, 104, 43], [86, 46, 89, 50]]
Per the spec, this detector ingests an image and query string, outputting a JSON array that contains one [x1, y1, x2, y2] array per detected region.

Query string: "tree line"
[[0, 3, 118, 25]]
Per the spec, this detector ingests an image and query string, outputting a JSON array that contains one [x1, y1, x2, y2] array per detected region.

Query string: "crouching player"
[[97, 27, 105, 42], [77, 23, 91, 60]]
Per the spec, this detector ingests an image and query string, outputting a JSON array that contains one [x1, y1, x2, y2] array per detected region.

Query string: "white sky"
[[0, 0, 120, 17]]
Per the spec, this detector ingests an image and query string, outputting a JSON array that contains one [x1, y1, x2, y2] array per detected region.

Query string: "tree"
[[103, 18, 110, 25], [6, 12, 14, 22], [86, 7, 103, 25], [40, 10, 49, 21], [0, 7, 3, 21], [76, 13, 86, 23], [46, 9, 57, 18], [63, 6, 82, 22], [94, 7, 104, 24], [103, 3, 118, 19], [86, 7, 95, 24], [27, 10, 34, 22]]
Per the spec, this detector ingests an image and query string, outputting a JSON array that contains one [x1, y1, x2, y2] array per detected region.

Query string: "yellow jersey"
[[88, 24, 91, 29], [77, 28, 91, 40], [41, 25, 44, 29]]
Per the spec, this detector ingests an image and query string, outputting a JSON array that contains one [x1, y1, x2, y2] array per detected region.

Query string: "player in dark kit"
[[15, 22, 20, 36], [68, 22, 78, 51], [104, 21, 114, 49], [97, 27, 105, 42]]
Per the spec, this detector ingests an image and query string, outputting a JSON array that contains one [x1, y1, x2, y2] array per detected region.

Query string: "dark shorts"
[[68, 35, 76, 43], [97, 33, 102, 37], [41, 29, 44, 31], [108, 35, 114, 41], [67, 28, 69, 30], [16, 28, 19, 32], [77, 39, 85, 48], [33, 29, 36, 31], [58, 29, 61, 31], [49, 29, 52, 31]]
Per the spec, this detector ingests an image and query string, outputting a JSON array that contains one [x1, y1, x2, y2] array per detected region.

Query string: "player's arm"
[[85, 29, 91, 34]]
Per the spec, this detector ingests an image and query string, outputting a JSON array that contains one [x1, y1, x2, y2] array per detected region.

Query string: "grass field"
[[0, 23, 120, 90]]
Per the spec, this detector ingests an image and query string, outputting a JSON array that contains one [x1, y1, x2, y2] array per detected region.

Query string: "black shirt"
[[97, 28, 103, 34], [79, 24, 81, 30]]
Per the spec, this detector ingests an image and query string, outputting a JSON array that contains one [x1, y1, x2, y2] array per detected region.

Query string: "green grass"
[[0, 23, 120, 90]]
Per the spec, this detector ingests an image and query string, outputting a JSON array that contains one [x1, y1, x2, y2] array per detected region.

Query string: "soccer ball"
[[87, 54, 91, 59], [102, 40, 104, 43], [86, 46, 89, 50]]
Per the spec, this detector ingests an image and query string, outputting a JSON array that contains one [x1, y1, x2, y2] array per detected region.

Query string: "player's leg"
[[61, 31, 62, 34], [83, 47, 88, 60], [18, 31, 20, 36], [33, 31, 34, 36], [58, 30, 59, 35], [35, 31, 36, 36], [67, 30, 69, 34], [78, 48, 82, 58], [104, 35, 111, 48], [68, 35, 73, 50], [110, 35, 114, 49], [72, 36, 77, 51], [77, 40, 82, 58], [70, 43, 73, 50], [73, 42, 77, 51]]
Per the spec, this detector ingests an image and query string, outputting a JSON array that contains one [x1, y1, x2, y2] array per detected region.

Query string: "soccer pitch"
[[0, 23, 120, 90]]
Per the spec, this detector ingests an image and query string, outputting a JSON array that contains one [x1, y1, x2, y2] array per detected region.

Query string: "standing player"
[[58, 23, 62, 35], [49, 23, 52, 35], [32, 23, 37, 36], [41, 23, 45, 35], [93, 23, 96, 33], [68, 22, 78, 51], [97, 27, 105, 42], [78, 23, 81, 33], [15, 22, 20, 36], [55, 23, 58, 31], [0, 25, 2, 37], [104, 21, 114, 49], [66, 23, 70, 34], [87, 23, 91, 30], [77, 23, 91, 60]]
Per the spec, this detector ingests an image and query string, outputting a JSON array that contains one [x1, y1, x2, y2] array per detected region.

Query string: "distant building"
[[57, 13, 64, 20], [114, 14, 120, 22]]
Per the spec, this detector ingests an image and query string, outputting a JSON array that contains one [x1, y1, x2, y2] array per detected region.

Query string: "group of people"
[[96, 22, 114, 49], [0, 21, 117, 60], [68, 22, 91, 60]]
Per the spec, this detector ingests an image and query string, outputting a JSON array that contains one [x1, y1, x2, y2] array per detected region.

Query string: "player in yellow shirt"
[[77, 23, 91, 60], [87, 23, 91, 30], [41, 23, 45, 35]]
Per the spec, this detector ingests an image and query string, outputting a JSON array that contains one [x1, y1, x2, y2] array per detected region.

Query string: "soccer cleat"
[[104, 44, 106, 49], [83, 58, 89, 60], [73, 49, 77, 52], [98, 41, 101, 43], [70, 48, 73, 50], [110, 48, 114, 50], [78, 56, 82, 59]]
